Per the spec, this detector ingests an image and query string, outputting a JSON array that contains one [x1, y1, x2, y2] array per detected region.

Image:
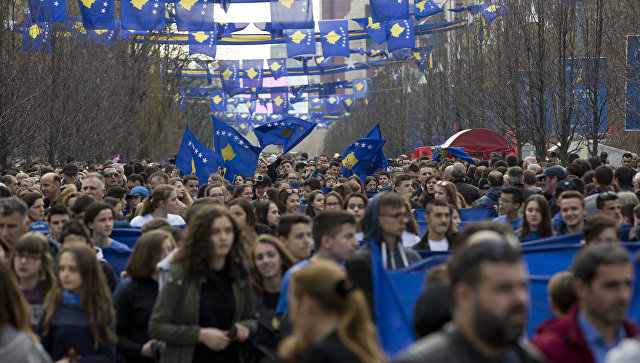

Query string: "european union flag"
[[210, 91, 227, 111], [21, 14, 51, 52], [237, 113, 251, 135], [189, 30, 217, 56], [318, 20, 349, 57], [242, 59, 263, 88], [310, 97, 324, 108], [412, 0, 443, 19], [341, 95, 355, 111], [212, 116, 262, 182], [121, 0, 166, 30], [271, 92, 291, 114], [254, 116, 316, 152], [267, 58, 287, 80], [175, 0, 214, 31], [370, 0, 409, 22], [353, 17, 387, 45], [270, 0, 314, 29], [352, 78, 369, 99], [412, 45, 434, 71], [78, 0, 115, 29], [341, 137, 387, 179], [386, 18, 415, 52], [324, 95, 342, 111], [365, 124, 390, 173], [176, 125, 220, 186], [29, 0, 67, 23], [285, 28, 316, 58], [219, 60, 240, 90]]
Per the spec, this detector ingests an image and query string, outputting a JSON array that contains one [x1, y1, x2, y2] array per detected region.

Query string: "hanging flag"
[[175, 125, 220, 186], [412, 45, 434, 71], [412, 0, 443, 19], [270, 0, 314, 29], [253, 113, 268, 125], [210, 91, 227, 111], [352, 78, 369, 99], [267, 58, 287, 80], [241, 99, 257, 114], [88, 27, 117, 48], [478, 3, 505, 41], [295, 113, 311, 121], [77, 0, 115, 29], [29, 0, 67, 23], [318, 20, 349, 57], [212, 116, 262, 182], [242, 59, 264, 88], [366, 49, 387, 58], [218, 22, 250, 36], [254, 22, 284, 39], [324, 95, 342, 111], [269, 114, 283, 122], [341, 137, 387, 179], [386, 18, 415, 52], [341, 95, 355, 111], [285, 28, 316, 58], [237, 113, 251, 135], [218, 60, 240, 90], [21, 14, 51, 52], [271, 92, 291, 114], [309, 97, 324, 108], [223, 112, 238, 122], [253, 116, 316, 152], [314, 56, 334, 72], [121, 0, 166, 30], [175, 0, 214, 31], [353, 17, 387, 45], [370, 0, 409, 22]]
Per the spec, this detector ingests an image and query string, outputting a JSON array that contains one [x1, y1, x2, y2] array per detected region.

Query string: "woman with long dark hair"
[[517, 195, 553, 241], [278, 189, 301, 214], [304, 190, 325, 219], [131, 185, 185, 227], [256, 200, 280, 234]]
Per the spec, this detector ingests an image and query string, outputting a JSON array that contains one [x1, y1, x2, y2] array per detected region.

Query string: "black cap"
[[255, 175, 272, 187], [62, 163, 79, 175], [536, 165, 567, 180]]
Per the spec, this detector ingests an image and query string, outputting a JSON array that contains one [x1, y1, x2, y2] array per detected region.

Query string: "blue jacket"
[[475, 186, 502, 209]]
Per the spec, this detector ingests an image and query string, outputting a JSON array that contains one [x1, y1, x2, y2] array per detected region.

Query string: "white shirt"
[[130, 213, 185, 228], [428, 238, 449, 251]]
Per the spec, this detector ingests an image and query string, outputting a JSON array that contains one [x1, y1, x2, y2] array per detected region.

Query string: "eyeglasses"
[[104, 173, 118, 178], [597, 191, 617, 201], [15, 253, 40, 262], [380, 212, 411, 221], [209, 193, 224, 198], [498, 198, 514, 204], [326, 202, 341, 208]]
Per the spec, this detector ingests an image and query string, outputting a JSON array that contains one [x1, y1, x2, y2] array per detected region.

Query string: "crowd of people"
[[0, 149, 640, 363]]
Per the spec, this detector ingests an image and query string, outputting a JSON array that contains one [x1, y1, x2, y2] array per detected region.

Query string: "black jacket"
[[452, 179, 480, 205]]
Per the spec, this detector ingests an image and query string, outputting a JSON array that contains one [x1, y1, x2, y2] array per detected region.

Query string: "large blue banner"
[[626, 35, 640, 130]]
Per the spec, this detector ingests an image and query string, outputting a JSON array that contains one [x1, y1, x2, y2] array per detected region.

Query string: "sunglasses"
[[104, 173, 118, 178]]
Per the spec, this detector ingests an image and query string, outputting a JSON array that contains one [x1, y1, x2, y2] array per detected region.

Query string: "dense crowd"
[[1, 150, 640, 363]]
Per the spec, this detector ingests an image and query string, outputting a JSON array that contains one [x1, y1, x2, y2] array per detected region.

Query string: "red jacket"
[[530, 306, 639, 363]]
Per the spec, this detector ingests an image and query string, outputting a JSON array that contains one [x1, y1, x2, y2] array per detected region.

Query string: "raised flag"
[[77, 0, 115, 29], [121, 0, 166, 30], [285, 28, 316, 58], [253, 116, 316, 152], [218, 60, 240, 90], [364, 124, 390, 173], [370, 0, 409, 22], [270, 0, 314, 29], [175, 125, 220, 186], [341, 137, 387, 179], [318, 20, 349, 57], [267, 58, 287, 80], [386, 18, 415, 52], [175, 0, 215, 31], [353, 17, 386, 45], [242, 59, 263, 88], [212, 116, 262, 182], [29, 0, 67, 23]]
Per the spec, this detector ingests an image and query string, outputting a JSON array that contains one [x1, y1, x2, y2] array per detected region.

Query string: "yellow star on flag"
[[179, 0, 198, 11], [324, 31, 341, 45], [390, 23, 405, 38], [289, 30, 306, 44], [193, 32, 209, 43], [131, 0, 148, 10], [221, 144, 236, 161], [222, 68, 233, 80]]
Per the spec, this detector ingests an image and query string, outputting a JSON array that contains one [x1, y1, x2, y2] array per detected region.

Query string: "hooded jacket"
[[474, 186, 502, 209], [0, 324, 51, 363]]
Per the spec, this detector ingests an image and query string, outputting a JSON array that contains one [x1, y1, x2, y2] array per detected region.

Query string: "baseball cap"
[[129, 186, 149, 197], [62, 163, 79, 175], [536, 165, 567, 179], [255, 175, 272, 187]]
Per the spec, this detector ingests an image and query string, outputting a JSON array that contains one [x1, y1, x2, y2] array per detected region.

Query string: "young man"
[[555, 191, 587, 235], [595, 191, 633, 241], [276, 211, 358, 315], [276, 214, 312, 262], [378, 171, 392, 192], [182, 175, 199, 199], [493, 186, 524, 230], [46, 204, 72, 258], [394, 174, 422, 209], [537, 165, 567, 215], [583, 214, 619, 245], [412, 199, 451, 251]]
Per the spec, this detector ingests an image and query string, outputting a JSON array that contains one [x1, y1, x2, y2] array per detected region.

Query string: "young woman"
[[278, 189, 301, 214], [324, 192, 344, 211], [148, 206, 257, 363], [278, 260, 385, 363], [234, 175, 246, 186], [169, 177, 193, 212], [10, 233, 55, 330], [343, 193, 367, 240], [434, 180, 468, 209], [131, 185, 185, 227], [233, 184, 254, 201], [84, 202, 132, 280], [363, 176, 378, 192], [40, 246, 117, 362], [419, 175, 441, 207], [21, 192, 45, 224], [305, 190, 325, 219], [450, 205, 462, 234], [256, 200, 280, 234], [517, 195, 554, 242], [115, 230, 175, 363]]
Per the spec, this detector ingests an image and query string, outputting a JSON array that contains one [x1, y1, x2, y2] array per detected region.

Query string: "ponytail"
[[141, 185, 174, 215], [338, 288, 386, 363]]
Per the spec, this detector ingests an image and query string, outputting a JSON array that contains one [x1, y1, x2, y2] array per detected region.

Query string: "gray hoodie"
[[0, 324, 52, 363]]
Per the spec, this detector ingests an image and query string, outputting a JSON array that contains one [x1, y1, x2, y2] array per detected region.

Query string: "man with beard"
[[396, 238, 543, 362], [531, 244, 638, 363]]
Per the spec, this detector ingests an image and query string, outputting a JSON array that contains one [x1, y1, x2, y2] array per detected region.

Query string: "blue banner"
[[121, 0, 166, 31], [189, 30, 217, 57], [29, 0, 67, 23], [77, 0, 115, 29], [626, 35, 640, 130]]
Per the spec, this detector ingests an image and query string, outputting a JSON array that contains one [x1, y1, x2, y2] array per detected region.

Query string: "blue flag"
[[386, 18, 415, 52], [189, 30, 217, 57], [324, 95, 342, 111], [295, 113, 311, 121], [433, 146, 476, 164], [237, 113, 251, 135], [223, 112, 237, 122], [365, 124, 390, 173], [271, 92, 291, 114], [341, 137, 387, 179], [218, 22, 249, 37], [479, 3, 505, 41], [412, 0, 443, 19], [253, 113, 268, 125], [210, 91, 227, 111], [175, 0, 214, 31], [242, 59, 263, 88], [353, 17, 387, 45], [341, 95, 355, 111], [267, 58, 287, 80], [29, 0, 67, 23], [370, 0, 409, 22], [318, 20, 349, 57], [352, 78, 369, 99], [269, 114, 283, 122], [212, 116, 262, 182], [310, 96, 324, 108], [270, 0, 314, 29], [314, 56, 334, 71], [175, 125, 220, 186], [219, 60, 240, 90], [412, 45, 434, 71], [21, 15, 51, 52], [285, 28, 316, 58], [254, 116, 316, 152], [121, 0, 166, 31], [254, 22, 284, 39], [77, 0, 115, 29]]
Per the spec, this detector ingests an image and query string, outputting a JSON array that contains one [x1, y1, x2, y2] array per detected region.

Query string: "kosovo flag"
[[479, 3, 505, 41], [223, 112, 238, 122], [121, 0, 166, 30], [254, 22, 284, 39], [370, 0, 409, 22], [21, 14, 51, 52], [324, 95, 342, 111], [242, 59, 263, 88], [353, 17, 387, 45], [212, 116, 262, 182], [237, 113, 251, 135], [386, 18, 415, 52], [267, 58, 287, 80], [77, 0, 115, 29], [271, 92, 290, 114], [433, 146, 476, 164], [314, 56, 334, 71], [176, 125, 220, 186], [241, 99, 256, 114], [352, 78, 369, 99], [219, 60, 240, 90], [341, 137, 387, 179], [366, 49, 387, 58], [341, 95, 355, 111], [285, 28, 316, 58], [253, 113, 268, 125], [412, 45, 434, 71], [210, 91, 227, 111], [310, 97, 324, 108], [412, 0, 443, 19], [175, 0, 214, 31], [295, 113, 311, 121], [254, 116, 316, 152], [365, 124, 390, 173], [318, 20, 349, 57], [218, 22, 249, 37], [29, 0, 67, 23], [269, 114, 283, 123], [88, 27, 117, 48], [270, 0, 313, 29]]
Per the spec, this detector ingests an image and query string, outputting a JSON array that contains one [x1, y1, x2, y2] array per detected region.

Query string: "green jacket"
[[148, 263, 257, 363]]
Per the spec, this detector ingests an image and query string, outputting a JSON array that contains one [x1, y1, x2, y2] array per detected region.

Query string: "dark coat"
[[452, 179, 480, 205]]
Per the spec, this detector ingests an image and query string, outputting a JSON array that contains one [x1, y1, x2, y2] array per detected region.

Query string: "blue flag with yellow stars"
[[237, 113, 252, 135], [285, 28, 316, 58], [271, 92, 291, 114], [212, 116, 262, 182], [21, 14, 51, 52], [341, 96, 355, 111], [77, 0, 115, 29], [175, 0, 214, 31], [121, 0, 166, 30], [324, 95, 342, 111], [310, 96, 324, 108], [318, 20, 349, 57], [242, 59, 263, 88], [479, 3, 505, 41], [218, 22, 249, 37], [253, 113, 268, 125], [254, 116, 316, 152], [176, 125, 220, 187], [370, 0, 409, 22], [219, 60, 240, 90], [29, 0, 67, 23], [412, 0, 442, 20], [412, 45, 434, 71], [210, 91, 227, 111], [353, 17, 386, 45], [352, 78, 369, 99], [270, 0, 314, 29], [314, 56, 334, 72], [267, 58, 287, 80], [386, 18, 415, 52], [365, 124, 390, 173], [341, 137, 387, 179]]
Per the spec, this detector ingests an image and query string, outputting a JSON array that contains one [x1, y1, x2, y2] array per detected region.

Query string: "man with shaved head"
[[40, 173, 61, 208]]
